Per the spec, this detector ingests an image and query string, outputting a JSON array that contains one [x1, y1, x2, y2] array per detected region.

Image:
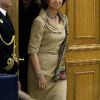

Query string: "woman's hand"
[[30, 54, 47, 89], [37, 73, 47, 89]]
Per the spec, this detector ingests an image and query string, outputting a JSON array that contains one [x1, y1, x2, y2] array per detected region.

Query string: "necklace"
[[46, 10, 58, 19]]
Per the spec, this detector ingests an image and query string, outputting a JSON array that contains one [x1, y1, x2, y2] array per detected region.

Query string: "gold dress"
[[28, 9, 68, 100]]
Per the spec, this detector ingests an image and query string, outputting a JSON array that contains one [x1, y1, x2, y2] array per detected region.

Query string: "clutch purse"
[[53, 66, 66, 82]]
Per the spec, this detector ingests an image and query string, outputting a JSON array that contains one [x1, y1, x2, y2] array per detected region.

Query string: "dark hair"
[[41, 0, 66, 10]]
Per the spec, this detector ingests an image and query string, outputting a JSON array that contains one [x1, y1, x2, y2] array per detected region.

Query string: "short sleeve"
[[28, 17, 44, 54]]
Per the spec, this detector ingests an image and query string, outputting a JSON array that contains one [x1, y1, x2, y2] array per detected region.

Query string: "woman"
[[27, 0, 68, 100]]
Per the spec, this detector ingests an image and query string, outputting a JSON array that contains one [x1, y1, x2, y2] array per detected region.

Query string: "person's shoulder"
[[33, 15, 45, 26], [35, 16, 44, 22], [37, 9, 47, 21], [59, 12, 68, 26], [59, 12, 68, 21]]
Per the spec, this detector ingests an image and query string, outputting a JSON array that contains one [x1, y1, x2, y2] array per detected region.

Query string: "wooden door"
[[61, 0, 100, 100], [8, 0, 18, 56], [7, 0, 100, 100]]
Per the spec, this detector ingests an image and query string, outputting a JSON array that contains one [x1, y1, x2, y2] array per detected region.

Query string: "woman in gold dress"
[[27, 0, 68, 100]]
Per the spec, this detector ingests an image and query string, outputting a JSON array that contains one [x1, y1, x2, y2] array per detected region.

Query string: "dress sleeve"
[[28, 18, 44, 54]]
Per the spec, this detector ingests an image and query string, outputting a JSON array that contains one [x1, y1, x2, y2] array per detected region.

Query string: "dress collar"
[[39, 9, 66, 32]]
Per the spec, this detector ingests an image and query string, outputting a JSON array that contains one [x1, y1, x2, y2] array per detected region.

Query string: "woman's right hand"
[[38, 73, 48, 89], [30, 54, 48, 89]]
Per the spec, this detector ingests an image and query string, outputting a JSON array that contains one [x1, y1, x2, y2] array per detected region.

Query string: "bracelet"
[[36, 72, 43, 80]]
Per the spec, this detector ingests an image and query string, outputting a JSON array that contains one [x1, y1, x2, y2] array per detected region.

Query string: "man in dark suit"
[[0, 0, 18, 74]]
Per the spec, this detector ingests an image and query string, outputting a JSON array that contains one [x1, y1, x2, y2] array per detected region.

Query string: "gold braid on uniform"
[[0, 34, 15, 45], [0, 34, 16, 71]]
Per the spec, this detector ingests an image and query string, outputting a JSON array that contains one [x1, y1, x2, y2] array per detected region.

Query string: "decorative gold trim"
[[75, 71, 95, 74], [75, 36, 95, 38], [4, 57, 14, 71], [66, 59, 100, 66], [0, 34, 15, 46], [0, 34, 24, 62], [0, 34, 17, 57], [74, 71, 95, 100], [68, 44, 100, 51]]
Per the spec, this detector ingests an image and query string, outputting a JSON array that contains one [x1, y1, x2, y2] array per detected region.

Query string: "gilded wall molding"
[[74, 71, 95, 100], [66, 59, 100, 66], [68, 44, 100, 51]]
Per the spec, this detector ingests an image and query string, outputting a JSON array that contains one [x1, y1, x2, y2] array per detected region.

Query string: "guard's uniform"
[[0, 10, 18, 74]]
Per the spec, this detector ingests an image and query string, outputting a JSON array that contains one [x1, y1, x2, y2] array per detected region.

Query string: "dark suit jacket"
[[0, 12, 18, 74]]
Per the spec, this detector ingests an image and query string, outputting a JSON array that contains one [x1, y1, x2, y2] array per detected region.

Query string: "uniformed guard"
[[0, 0, 18, 74]]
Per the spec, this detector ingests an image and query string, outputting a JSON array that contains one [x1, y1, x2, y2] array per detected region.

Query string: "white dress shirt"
[[0, 8, 7, 16]]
